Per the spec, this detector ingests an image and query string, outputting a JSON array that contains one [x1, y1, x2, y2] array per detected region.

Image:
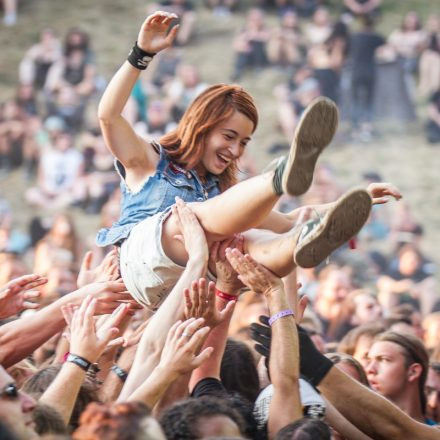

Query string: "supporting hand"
[[225, 248, 283, 296], [0, 274, 47, 319], [184, 279, 235, 329], [77, 248, 120, 288]]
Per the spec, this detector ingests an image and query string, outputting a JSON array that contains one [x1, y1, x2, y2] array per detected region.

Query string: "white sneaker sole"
[[294, 189, 372, 268], [282, 97, 338, 196]]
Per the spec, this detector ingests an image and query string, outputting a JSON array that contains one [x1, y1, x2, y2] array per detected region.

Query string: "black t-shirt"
[[350, 31, 385, 76], [159, 0, 194, 11], [191, 377, 228, 399]]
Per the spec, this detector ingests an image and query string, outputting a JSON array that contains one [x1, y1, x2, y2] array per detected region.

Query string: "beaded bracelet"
[[268, 309, 295, 326]]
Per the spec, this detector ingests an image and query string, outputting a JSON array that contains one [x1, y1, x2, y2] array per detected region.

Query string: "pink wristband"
[[268, 309, 295, 326], [215, 288, 237, 302]]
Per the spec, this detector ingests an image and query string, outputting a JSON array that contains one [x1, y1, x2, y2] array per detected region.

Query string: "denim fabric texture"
[[96, 144, 220, 247]]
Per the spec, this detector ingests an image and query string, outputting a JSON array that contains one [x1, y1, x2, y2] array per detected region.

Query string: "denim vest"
[[96, 144, 221, 247]]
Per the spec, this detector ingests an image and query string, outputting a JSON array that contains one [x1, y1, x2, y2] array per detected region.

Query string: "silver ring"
[[181, 331, 190, 338]]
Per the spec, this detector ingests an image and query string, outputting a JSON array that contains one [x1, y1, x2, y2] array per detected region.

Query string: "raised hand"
[[225, 248, 283, 296], [367, 182, 402, 205], [184, 278, 235, 329], [157, 318, 213, 378], [75, 281, 142, 315], [137, 10, 179, 54], [77, 248, 120, 289], [209, 235, 244, 295], [173, 197, 209, 262], [0, 274, 47, 319], [61, 297, 128, 364]]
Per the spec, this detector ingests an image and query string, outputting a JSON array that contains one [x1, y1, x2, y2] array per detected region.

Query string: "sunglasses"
[[1, 383, 18, 399]]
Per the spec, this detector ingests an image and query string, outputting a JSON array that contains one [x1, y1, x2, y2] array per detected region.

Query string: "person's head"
[[422, 312, 440, 351], [53, 131, 74, 152], [220, 338, 260, 403], [281, 10, 299, 30], [160, 84, 258, 191], [366, 332, 429, 412], [159, 396, 245, 440], [313, 7, 330, 27], [397, 243, 423, 277], [176, 63, 201, 88], [23, 364, 99, 430], [33, 403, 68, 436], [351, 291, 382, 326], [337, 323, 385, 369], [402, 11, 422, 32], [275, 418, 331, 440], [73, 401, 165, 440], [0, 365, 37, 439], [426, 359, 440, 423], [326, 352, 369, 386], [64, 28, 90, 55]]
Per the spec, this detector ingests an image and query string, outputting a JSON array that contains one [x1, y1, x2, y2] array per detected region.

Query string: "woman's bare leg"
[[162, 97, 339, 266]]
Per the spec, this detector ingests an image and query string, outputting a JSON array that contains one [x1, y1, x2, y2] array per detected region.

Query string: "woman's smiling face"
[[197, 111, 254, 176]]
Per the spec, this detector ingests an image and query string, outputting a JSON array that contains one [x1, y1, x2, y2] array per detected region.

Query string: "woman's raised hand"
[[137, 10, 179, 54]]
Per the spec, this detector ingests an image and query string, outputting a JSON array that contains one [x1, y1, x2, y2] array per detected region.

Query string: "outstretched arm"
[[319, 367, 440, 440], [0, 281, 135, 368], [39, 298, 128, 424], [98, 11, 178, 188], [226, 249, 302, 439], [119, 199, 209, 401]]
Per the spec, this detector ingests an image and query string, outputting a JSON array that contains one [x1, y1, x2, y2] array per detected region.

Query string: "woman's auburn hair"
[[159, 83, 258, 192]]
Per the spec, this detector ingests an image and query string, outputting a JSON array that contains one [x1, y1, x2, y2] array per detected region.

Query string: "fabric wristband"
[[111, 365, 128, 382], [66, 353, 92, 372], [268, 309, 294, 326], [215, 288, 237, 302], [127, 42, 156, 70]]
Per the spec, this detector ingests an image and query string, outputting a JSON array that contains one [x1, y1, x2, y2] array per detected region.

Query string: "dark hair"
[[159, 396, 245, 440], [0, 420, 20, 440], [325, 352, 369, 386], [73, 401, 156, 440], [220, 338, 260, 403], [226, 393, 264, 440], [337, 323, 385, 355], [33, 403, 68, 436], [22, 364, 99, 430], [375, 331, 429, 412], [275, 418, 331, 440]]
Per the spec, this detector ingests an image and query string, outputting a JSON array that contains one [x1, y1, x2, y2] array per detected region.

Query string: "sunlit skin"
[[0, 367, 38, 440], [366, 341, 425, 422], [195, 111, 254, 177], [425, 367, 440, 423], [352, 334, 374, 370]]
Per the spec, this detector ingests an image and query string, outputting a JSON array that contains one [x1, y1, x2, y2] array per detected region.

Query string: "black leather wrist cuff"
[[66, 353, 92, 372], [127, 42, 156, 70]]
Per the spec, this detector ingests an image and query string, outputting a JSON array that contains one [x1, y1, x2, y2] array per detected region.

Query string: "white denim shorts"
[[119, 210, 185, 311]]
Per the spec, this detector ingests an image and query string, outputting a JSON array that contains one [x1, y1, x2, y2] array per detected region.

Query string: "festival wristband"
[[111, 365, 128, 382], [268, 309, 295, 326], [215, 288, 237, 302], [66, 353, 92, 372], [127, 42, 156, 70]]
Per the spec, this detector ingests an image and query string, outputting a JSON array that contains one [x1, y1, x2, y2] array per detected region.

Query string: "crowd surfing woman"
[[96, 10, 401, 311]]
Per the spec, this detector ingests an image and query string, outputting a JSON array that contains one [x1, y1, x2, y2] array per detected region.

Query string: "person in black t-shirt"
[[349, 16, 385, 138]]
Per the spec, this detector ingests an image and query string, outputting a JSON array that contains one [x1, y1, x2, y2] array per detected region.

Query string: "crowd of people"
[[1, 1, 440, 439]]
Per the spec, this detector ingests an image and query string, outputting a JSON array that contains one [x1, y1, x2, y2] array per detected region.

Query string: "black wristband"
[[111, 365, 128, 382], [127, 42, 156, 70], [66, 353, 92, 372]]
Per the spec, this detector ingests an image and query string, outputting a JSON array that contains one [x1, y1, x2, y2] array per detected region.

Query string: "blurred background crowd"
[[1, 0, 440, 438]]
